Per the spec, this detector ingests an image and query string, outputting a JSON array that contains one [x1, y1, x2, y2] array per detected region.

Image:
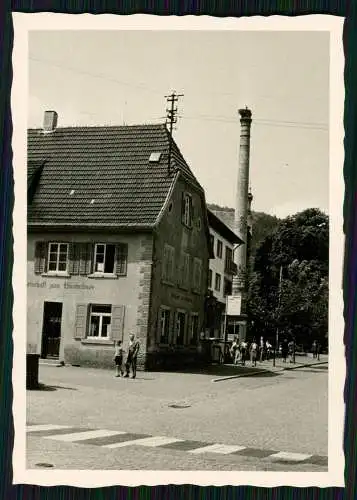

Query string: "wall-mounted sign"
[[169, 291, 194, 306], [226, 295, 242, 316], [27, 281, 95, 291]]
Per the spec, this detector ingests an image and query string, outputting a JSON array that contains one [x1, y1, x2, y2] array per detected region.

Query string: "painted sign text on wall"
[[27, 281, 95, 290]]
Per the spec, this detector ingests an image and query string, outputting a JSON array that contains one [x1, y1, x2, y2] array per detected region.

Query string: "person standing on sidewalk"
[[124, 334, 140, 379], [316, 341, 321, 361], [230, 337, 240, 365], [288, 339, 295, 363], [240, 339, 247, 366], [113, 340, 124, 377], [259, 336, 265, 362], [281, 338, 289, 363], [250, 338, 258, 367], [312, 340, 318, 359]]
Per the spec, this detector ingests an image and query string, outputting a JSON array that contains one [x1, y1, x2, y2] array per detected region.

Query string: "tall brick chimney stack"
[[232, 107, 252, 340]]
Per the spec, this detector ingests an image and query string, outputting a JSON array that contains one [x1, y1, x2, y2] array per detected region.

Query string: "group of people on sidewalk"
[[229, 336, 273, 367], [230, 335, 322, 367], [113, 333, 140, 379], [229, 335, 294, 367]]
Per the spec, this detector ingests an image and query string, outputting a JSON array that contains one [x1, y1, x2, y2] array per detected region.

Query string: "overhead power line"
[[29, 56, 163, 95], [179, 115, 328, 131]]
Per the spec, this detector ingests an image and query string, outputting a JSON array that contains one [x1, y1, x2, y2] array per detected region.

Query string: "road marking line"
[[189, 443, 247, 455], [26, 424, 72, 432], [104, 436, 183, 449], [269, 451, 313, 462], [44, 429, 125, 442]]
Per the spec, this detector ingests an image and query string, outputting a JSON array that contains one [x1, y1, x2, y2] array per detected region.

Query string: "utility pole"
[[274, 265, 283, 364], [165, 91, 184, 174]]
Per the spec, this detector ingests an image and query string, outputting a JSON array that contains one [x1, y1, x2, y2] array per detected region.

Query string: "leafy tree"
[[247, 209, 328, 349]]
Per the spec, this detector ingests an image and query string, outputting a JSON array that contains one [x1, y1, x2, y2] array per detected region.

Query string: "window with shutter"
[[111, 305, 125, 341], [79, 243, 93, 275], [74, 304, 88, 339], [168, 247, 175, 283], [68, 243, 81, 275], [179, 252, 190, 289], [193, 258, 202, 292], [162, 244, 175, 284], [34, 241, 47, 274], [115, 243, 128, 276]]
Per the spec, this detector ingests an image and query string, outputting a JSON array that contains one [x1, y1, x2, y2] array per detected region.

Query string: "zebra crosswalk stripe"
[[26, 424, 73, 432], [45, 429, 125, 442], [104, 436, 183, 449], [189, 443, 247, 455], [269, 451, 313, 462]]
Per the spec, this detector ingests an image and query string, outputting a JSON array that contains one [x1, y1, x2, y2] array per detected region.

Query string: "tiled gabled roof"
[[27, 123, 202, 229]]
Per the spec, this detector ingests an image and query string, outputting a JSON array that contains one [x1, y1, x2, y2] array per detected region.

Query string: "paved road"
[[26, 363, 328, 471]]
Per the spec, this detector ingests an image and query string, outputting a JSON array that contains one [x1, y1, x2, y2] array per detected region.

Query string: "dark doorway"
[[41, 302, 63, 359]]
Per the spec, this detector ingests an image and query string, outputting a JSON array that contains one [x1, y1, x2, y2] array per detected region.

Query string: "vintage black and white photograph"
[[12, 13, 344, 486]]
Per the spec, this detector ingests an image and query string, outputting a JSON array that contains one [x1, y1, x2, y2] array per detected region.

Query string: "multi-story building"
[[206, 209, 243, 339], [27, 111, 212, 370]]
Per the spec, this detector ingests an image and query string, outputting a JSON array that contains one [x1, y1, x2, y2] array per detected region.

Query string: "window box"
[[87, 273, 118, 279], [41, 272, 70, 278], [81, 338, 114, 346]]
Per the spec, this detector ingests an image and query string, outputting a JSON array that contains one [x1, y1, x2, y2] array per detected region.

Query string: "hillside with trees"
[[247, 208, 329, 350], [207, 204, 280, 258]]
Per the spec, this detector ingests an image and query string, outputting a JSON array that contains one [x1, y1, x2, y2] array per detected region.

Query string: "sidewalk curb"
[[212, 369, 274, 382], [281, 361, 328, 371], [212, 360, 328, 382]]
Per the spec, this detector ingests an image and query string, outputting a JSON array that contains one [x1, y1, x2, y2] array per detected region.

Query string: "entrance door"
[[41, 302, 63, 359]]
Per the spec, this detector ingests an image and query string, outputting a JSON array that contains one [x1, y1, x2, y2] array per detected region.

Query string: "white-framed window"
[[216, 239, 223, 259], [162, 244, 175, 283], [88, 304, 112, 338], [175, 310, 186, 345], [94, 243, 116, 274], [47, 242, 69, 273], [208, 269, 213, 289], [215, 273, 221, 292], [190, 313, 199, 345], [193, 257, 202, 292], [182, 192, 193, 228], [225, 246, 233, 273], [159, 307, 171, 344], [210, 234, 215, 256]]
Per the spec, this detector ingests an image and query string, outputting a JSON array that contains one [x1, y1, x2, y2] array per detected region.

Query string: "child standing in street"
[[114, 340, 124, 377]]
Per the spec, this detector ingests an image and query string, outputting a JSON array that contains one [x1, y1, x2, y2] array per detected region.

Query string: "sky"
[[28, 30, 329, 218]]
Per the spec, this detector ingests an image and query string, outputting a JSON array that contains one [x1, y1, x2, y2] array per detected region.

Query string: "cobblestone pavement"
[[26, 363, 328, 471]]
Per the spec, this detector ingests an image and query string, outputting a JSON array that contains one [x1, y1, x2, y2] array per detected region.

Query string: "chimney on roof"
[[43, 110, 58, 133]]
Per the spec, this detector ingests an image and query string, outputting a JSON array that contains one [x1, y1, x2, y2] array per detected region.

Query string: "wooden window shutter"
[[79, 243, 92, 275], [115, 243, 128, 276], [111, 305, 125, 341], [162, 245, 168, 281], [68, 243, 81, 275], [169, 247, 175, 282], [178, 254, 184, 287], [34, 241, 47, 274], [74, 304, 88, 339], [185, 254, 190, 288]]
